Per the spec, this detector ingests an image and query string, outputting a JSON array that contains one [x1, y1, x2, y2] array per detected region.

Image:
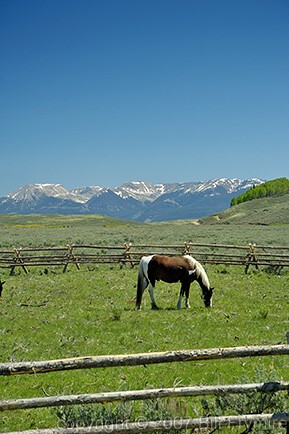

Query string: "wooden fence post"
[[123, 243, 134, 268], [245, 243, 259, 274], [63, 245, 80, 273], [9, 249, 29, 275], [183, 242, 191, 255]]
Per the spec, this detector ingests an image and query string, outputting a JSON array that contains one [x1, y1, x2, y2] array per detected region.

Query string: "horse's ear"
[[210, 287, 214, 291]]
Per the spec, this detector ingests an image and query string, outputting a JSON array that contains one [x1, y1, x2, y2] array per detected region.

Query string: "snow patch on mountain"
[[9, 184, 76, 202], [70, 186, 104, 202], [114, 181, 166, 202]]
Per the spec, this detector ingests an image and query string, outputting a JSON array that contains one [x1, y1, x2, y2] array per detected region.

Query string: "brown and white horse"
[[136, 254, 213, 310]]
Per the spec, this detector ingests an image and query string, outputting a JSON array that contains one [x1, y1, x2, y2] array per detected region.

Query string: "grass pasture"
[[0, 214, 289, 432]]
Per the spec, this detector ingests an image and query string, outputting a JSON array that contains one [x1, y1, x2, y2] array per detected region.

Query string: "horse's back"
[[148, 255, 191, 283], [151, 255, 191, 269]]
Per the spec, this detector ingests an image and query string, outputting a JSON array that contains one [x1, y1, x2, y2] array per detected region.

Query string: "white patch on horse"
[[141, 255, 154, 281], [184, 255, 210, 288]]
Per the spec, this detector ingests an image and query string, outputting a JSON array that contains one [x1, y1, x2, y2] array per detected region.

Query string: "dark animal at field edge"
[[136, 254, 213, 310], [0, 280, 5, 297]]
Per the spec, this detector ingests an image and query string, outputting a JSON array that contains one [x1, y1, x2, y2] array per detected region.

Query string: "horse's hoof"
[[152, 305, 159, 310]]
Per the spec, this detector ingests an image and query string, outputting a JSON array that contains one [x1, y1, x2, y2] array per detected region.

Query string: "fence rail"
[[1, 344, 289, 376], [1, 338, 289, 433], [1, 242, 289, 274], [4, 414, 289, 434], [1, 381, 289, 412]]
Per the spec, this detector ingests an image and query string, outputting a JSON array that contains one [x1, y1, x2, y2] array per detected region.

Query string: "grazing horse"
[[0, 280, 5, 297], [136, 254, 213, 310]]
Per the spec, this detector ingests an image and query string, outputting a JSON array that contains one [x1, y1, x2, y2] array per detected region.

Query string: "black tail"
[[136, 260, 147, 309]]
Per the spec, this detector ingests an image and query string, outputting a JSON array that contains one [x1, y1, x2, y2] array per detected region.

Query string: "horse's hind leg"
[[148, 280, 158, 309], [177, 290, 183, 309], [177, 284, 186, 309], [177, 283, 190, 309], [136, 274, 149, 310]]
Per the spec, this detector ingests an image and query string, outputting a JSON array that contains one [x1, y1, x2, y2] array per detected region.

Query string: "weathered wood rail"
[[1, 381, 289, 412], [4, 414, 289, 434], [1, 242, 289, 274], [1, 339, 289, 433], [1, 344, 289, 376]]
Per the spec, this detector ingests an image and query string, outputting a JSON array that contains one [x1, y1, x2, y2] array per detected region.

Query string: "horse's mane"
[[183, 255, 210, 288]]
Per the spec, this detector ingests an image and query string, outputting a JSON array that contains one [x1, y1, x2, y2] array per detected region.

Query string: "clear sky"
[[1, 0, 288, 196]]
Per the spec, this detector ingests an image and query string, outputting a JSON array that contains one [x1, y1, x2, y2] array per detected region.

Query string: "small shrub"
[[200, 369, 288, 433], [258, 309, 269, 319], [110, 308, 122, 321], [54, 399, 184, 433], [55, 402, 134, 428]]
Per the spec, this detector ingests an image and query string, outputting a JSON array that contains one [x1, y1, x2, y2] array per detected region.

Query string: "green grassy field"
[[0, 213, 289, 432]]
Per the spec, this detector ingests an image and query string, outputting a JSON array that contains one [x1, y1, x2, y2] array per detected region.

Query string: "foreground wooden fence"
[[3, 415, 289, 434], [1, 337, 289, 433], [1, 242, 289, 274]]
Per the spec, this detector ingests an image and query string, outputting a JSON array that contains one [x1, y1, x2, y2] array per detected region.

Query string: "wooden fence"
[[1, 337, 289, 433], [1, 242, 289, 274]]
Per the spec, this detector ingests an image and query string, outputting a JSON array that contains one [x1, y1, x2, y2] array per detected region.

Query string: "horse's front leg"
[[185, 293, 191, 308], [185, 283, 191, 308], [148, 281, 159, 309]]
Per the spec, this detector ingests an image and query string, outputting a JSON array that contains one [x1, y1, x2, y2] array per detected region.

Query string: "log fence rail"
[[0, 242, 289, 273], [1, 338, 289, 433]]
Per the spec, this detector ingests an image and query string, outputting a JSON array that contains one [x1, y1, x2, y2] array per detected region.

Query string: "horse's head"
[[202, 287, 214, 307], [0, 280, 5, 297]]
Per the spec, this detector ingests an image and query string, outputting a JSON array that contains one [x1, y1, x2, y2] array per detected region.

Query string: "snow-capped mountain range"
[[0, 178, 265, 222]]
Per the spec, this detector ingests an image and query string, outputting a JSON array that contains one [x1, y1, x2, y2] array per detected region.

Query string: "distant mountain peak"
[[1, 178, 265, 221], [114, 181, 166, 202], [9, 183, 67, 200]]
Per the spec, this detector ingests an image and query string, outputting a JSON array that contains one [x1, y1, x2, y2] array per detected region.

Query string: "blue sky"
[[1, 0, 288, 196]]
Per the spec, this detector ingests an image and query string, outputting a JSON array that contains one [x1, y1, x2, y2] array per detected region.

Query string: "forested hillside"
[[230, 177, 289, 206]]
